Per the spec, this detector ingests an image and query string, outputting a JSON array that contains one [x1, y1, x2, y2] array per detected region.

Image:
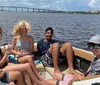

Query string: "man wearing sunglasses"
[[44, 35, 100, 85], [87, 34, 100, 75]]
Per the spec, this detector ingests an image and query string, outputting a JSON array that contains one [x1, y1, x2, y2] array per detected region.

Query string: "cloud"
[[0, 0, 70, 10], [62, 0, 90, 11], [89, 0, 100, 9], [0, 0, 99, 11], [0, 0, 32, 6]]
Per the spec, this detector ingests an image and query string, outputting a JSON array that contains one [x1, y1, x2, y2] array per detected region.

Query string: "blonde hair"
[[12, 20, 30, 38]]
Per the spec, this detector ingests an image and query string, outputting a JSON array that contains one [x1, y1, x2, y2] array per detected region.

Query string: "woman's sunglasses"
[[88, 44, 100, 50]]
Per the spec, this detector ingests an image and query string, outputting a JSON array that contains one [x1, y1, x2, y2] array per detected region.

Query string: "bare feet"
[[41, 80, 46, 85], [76, 74, 85, 80], [32, 82, 36, 85], [72, 75, 80, 81], [39, 75, 45, 81], [39, 76, 46, 85], [68, 68, 79, 75], [7, 82, 15, 85], [53, 72, 63, 80], [72, 74, 85, 81]]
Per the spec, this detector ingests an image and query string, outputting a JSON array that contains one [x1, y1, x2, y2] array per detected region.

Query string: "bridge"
[[0, 6, 65, 13]]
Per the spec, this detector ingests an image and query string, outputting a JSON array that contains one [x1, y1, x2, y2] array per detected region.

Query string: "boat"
[[1, 43, 100, 85]]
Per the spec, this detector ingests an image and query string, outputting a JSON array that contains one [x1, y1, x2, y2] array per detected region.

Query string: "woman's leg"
[[23, 71, 32, 85], [3, 63, 30, 71], [0, 82, 14, 85], [8, 71, 23, 85], [18, 56, 43, 81], [3, 63, 45, 85], [45, 75, 79, 85], [7, 84, 15, 85], [5, 63, 35, 85], [4, 63, 33, 85], [45, 79, 57, 85], [26, 66, 45, 85]]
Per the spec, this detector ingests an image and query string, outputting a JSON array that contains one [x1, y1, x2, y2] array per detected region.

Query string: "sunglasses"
[[88, 44, 100, 50]]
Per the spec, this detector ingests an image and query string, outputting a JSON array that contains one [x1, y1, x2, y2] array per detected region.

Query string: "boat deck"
[[1, 43, 100, 85]]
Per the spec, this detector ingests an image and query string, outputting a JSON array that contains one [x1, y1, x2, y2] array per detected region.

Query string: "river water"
[[0, 11, 100, 49]]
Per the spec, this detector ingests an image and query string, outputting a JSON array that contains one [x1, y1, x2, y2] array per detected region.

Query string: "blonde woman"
[[7, 20, 45, 85]]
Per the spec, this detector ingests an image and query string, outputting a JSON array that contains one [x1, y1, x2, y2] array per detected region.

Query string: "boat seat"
[[36, 63, 45, 71], [73, 47, 94, 62], [1, 43, 100, 85]]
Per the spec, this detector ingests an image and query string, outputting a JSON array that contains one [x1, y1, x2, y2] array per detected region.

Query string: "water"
[[0, 11, 100, 49]]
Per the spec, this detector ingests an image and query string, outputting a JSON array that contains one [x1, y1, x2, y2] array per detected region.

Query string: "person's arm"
[[37, 40, 45, 55], [0, 52, 8, 68], [10, 37, 22, 56], [29, 36, 34, 53]]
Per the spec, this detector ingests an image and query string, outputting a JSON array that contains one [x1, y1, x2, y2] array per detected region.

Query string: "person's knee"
[[20, 63, 31, 71], [52, 43, 60, 48], [24, 63, 32, 71], [26, 67, 32, 73], [14, 71, 22, 80], [27, 56, 33, 62], [64, 42, 72, 48], [24, 63, 30, 68], [16, 71, 22, 77]]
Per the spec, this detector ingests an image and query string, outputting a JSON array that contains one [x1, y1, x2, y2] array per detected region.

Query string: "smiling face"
[[45, 29, 53, 41], [20, 25, 27, 35]]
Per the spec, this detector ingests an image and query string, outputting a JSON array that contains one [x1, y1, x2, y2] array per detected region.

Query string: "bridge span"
[[0, 6, 65, 13]]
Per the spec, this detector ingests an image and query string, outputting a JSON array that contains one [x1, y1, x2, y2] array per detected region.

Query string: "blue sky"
[[0, 0, 100, 11]]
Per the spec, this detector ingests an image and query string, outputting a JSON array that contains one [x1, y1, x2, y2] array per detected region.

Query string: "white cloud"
[[0, 0, 99, 11], [89, 0, 100, 9]]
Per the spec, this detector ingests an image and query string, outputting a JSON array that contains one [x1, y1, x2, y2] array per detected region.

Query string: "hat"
[[88, 35, 100, 44]]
